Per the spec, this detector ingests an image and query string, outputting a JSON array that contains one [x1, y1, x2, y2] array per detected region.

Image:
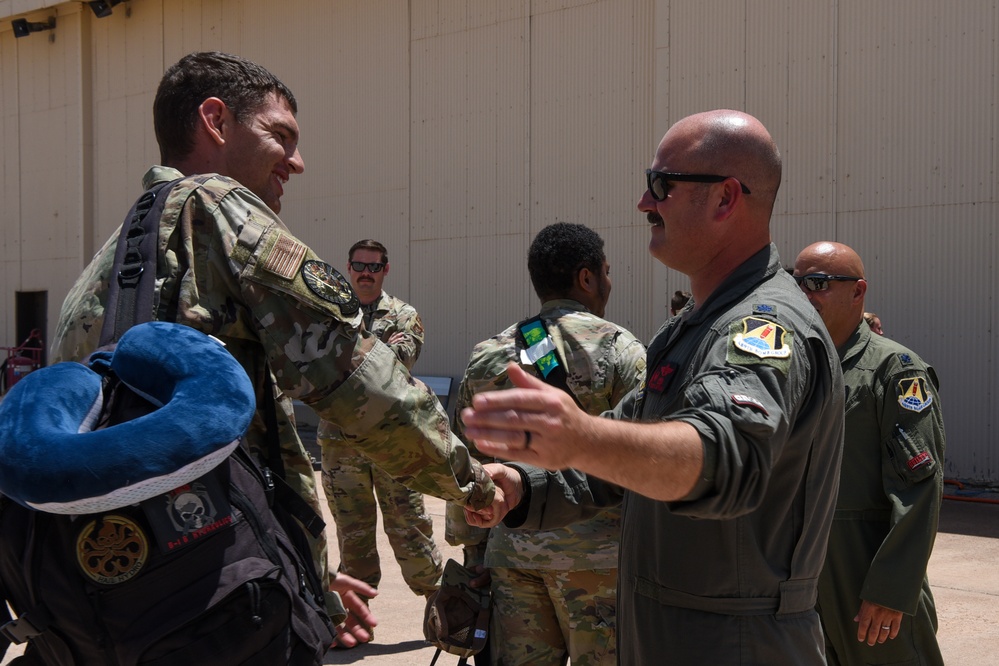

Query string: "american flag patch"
[[261, 234, 307, 279]]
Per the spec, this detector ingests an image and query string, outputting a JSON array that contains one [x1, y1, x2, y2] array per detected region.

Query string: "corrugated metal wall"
[[1, 0, 995, 482]]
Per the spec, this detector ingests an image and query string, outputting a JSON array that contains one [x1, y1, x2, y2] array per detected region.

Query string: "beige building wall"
[[1, 0, 996, 482]]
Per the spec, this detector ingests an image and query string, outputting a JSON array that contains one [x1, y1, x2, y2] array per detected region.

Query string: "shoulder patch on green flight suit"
[[898, 376, 933, 413], [300, 260, 360, 316], [726, 316, 793, 373]]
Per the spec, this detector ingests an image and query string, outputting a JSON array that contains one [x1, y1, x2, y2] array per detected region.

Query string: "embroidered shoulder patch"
[[301, 260, 360, 316], [899, 353, 913, 366], [261, 233, 307, 280], [76, 515, 149, 585], [731, 393, 769, 415], [898, 377, 933, 412], [732, 317, 792, 359], [752, 304, 776, 315]]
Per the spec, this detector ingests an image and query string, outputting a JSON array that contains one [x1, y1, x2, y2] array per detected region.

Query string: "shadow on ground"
[[324, 639, 430, 664], [938, 497, 999, 539]]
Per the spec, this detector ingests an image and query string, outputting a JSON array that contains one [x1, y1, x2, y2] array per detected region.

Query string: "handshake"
[[466, 463, 524, 528]]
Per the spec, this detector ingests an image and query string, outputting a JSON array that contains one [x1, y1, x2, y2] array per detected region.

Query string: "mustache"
[[647, 212, 664, 225]]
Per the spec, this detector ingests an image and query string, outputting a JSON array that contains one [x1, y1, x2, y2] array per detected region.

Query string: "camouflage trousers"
[[489, 567, 617, 666], [319, 436, 443, 596]]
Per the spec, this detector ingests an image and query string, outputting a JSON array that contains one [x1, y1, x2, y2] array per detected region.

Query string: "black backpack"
[[0, 178, 335, 665]]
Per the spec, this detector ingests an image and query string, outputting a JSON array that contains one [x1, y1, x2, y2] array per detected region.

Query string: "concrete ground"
[[3, 487, 997, 665]]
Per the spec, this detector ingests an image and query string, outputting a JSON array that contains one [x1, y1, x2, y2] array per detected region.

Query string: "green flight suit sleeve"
[[861, 361, 945, 614]]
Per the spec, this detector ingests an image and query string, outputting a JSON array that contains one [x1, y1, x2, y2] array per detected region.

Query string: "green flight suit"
[[817, 321, 946, 665]]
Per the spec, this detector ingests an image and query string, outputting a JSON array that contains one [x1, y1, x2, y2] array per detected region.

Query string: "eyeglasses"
[[793, 273, 863, 292], [349, 261, 385, 273], [645, 169, 751, 201]]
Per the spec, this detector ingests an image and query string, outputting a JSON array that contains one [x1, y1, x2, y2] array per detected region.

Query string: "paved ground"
[[4, 486, 997, 665]]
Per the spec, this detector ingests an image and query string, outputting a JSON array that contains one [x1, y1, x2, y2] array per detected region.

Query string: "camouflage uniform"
[[51, 167, 495, 616], [318, 291, 444, 596], [449, 299, 646, 666]]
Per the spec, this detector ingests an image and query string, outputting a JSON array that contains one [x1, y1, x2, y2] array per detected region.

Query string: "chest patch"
[[647, 363, 677, 393], [731, 317, 791, 359], [898, 377, 933, 412], [301, 260, 360, 316]]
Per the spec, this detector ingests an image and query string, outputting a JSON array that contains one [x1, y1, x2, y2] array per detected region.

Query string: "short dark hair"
[[527, 223, 605, 301], [348, 239, 388, 264], [671, 290, 691, 313], [153, 52, 298, 164]]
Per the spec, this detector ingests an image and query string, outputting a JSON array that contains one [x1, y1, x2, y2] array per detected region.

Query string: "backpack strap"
[[99, 178, 184, 347], [516, 316, 583, 408]]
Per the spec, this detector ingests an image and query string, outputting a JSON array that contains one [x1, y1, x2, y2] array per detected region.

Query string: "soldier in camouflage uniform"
[[50, 51, 496, 648], [319, 239, 444, 600], [794, 242, 945, 666], [449, 223, 646, 666]]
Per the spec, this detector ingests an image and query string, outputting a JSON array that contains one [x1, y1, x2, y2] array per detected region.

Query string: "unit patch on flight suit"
[[898, 376, 933, 412], [301, 260, 360, 316], [727, 317, 793, 373]]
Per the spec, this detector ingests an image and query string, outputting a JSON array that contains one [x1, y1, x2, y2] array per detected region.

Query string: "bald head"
[[794, 241, 868, 348], [669, 110, 783, 213], [639, 110, 785, 304]]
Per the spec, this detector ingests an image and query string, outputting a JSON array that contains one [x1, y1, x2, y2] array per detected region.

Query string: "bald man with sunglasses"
[[318, 239, 444, 624], [460, 110, 845, 664], [794, 242, 946, 666]]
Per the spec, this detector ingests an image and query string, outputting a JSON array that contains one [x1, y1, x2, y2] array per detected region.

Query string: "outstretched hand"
[[461, 363, 588, 470], [330, 573, 378, 648]]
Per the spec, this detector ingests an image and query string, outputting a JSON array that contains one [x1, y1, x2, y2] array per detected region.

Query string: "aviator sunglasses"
[[645, 169, 751, 201], [349, 261, 385, 273], [794, 273, 863, 292]]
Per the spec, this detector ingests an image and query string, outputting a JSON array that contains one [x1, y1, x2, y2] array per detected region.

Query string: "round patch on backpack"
[[301, 260, 360, 315], [76, 515, 150, 585]]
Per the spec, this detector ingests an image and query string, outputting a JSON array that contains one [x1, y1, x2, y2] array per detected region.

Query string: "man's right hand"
[[465, 463, 524, 528]]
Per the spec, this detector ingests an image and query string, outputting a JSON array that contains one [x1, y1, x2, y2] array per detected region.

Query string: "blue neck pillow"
[[0, 321, 256, 514]]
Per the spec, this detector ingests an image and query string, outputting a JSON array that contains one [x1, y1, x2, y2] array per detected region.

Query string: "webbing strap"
[[99, 178, 184, 347], [516, 316, 583, 409]]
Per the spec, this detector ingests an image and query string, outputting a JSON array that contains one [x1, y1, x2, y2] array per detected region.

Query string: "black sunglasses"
[[645, 169, 751, 201], [793, 273, 862, 292], [349, 261, 385, 273]]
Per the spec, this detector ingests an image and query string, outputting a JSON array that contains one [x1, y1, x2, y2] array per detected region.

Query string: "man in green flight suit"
[[794, 241, 945, 665]]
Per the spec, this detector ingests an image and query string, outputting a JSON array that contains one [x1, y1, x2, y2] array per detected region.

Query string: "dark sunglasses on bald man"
[[794, 273, 862, 292], [349, 261, 385, 273], [645, 169, 751, 202]]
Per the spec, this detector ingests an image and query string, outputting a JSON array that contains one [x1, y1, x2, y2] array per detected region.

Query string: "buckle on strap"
[[1, 606, 51, 644]]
